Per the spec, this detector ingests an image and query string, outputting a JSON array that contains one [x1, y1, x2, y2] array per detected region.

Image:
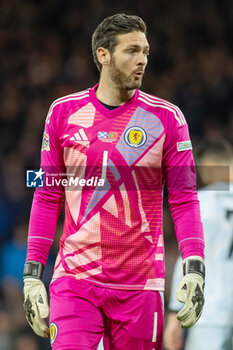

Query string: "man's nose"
[[137, 52, 147, 66]]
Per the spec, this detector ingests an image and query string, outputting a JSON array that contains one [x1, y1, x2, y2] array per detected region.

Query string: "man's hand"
[[23, 261, 50, 337], [176, 256, 205, 328]]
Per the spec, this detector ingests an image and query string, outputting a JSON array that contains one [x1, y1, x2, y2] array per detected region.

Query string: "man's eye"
[[144, 51, 149, 56]]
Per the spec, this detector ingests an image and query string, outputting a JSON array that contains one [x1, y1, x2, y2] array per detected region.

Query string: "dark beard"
[[109, 56, 143, 90]]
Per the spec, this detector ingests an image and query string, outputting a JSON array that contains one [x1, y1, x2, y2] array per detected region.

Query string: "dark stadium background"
[[0, 1, 232, 348]]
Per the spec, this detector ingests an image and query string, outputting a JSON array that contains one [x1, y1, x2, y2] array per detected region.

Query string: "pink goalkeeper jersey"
[[27, 84, 204, 291]]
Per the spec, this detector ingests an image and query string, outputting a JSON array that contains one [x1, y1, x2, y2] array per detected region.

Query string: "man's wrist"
[[23, 261, 44, 279], [182, 256, 205, 279]]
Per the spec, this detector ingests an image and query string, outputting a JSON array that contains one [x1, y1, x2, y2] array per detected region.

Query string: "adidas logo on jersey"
[[70, 128, 88, 141]]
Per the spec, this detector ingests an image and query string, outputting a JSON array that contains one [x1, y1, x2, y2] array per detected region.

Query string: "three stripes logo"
[[70, 128, 88, 142]]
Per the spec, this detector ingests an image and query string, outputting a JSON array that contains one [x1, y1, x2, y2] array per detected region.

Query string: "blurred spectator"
[[0, 220, 27, 286], [0, 151, 31, 244], [0, 219, 55, 349], [13, 332, 39, 350], [0, 307, 12, 350]]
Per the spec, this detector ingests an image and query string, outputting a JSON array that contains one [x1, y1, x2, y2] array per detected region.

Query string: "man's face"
[[108, 31, 149, 90]]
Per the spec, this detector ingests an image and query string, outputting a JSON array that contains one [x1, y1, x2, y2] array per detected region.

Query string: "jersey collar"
[[89, 83, 138, 118]]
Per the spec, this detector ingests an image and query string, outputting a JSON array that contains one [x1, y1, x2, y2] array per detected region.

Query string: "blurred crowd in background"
[[0, 0, 233, 348]]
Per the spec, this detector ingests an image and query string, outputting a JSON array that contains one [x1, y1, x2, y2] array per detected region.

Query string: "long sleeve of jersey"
[[26, 103, 65, 266], [162, 113, 204, 259]]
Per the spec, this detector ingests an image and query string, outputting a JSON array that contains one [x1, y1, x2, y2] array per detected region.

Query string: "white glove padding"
[[23, 278, 50, 337], [176, 256, 205, 328]]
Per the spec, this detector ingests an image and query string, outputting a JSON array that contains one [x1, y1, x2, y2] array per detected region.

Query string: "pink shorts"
[[49, 277, 163, 350]]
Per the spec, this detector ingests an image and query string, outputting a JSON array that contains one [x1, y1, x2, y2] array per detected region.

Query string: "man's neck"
[[96, 74, 135, 106]]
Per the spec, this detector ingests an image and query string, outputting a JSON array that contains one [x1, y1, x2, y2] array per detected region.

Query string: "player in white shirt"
[[164, 140, 233, 350]]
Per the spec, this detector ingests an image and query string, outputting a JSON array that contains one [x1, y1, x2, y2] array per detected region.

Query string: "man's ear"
[[96, 47, 111, 68]]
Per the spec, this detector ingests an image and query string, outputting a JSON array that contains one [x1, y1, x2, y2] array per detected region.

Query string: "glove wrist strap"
[[183, 259, 205, 279], [23, 261, 44, 279]]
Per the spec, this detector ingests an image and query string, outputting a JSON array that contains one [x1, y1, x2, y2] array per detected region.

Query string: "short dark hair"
[[92, 13, 147, 71]]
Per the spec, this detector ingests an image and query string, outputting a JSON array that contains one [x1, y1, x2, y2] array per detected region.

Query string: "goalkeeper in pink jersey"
[[23, 14, 205, 350]]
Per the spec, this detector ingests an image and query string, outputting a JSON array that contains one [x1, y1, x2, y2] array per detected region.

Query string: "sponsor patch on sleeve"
[[41, 131, 50, 151], [177, 140, 192, 152]]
